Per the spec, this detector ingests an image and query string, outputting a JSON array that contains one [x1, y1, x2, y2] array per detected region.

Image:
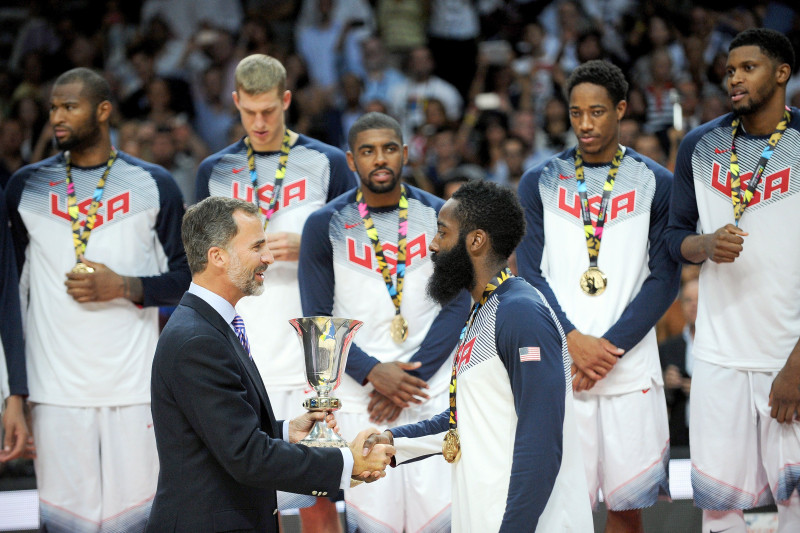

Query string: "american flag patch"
[[519, 347, 541, 362]]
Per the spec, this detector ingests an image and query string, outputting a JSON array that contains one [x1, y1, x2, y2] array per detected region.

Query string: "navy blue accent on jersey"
[[195, 134, 353, 204], [494, 279, 565, 531], [126, 153, 191, 307], [390, 409, 449, 441], [299, 185, 470, 385], [665, 114, 727, 264], [517, 147, 680, 352], [0, 187, 26, 396], [6, 152, 190, 307], [4, 165, 31, 274]]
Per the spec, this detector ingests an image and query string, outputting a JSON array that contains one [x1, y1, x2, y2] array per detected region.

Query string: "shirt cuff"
[[282, 420, 289, 441], [339, 447, 354, 489]]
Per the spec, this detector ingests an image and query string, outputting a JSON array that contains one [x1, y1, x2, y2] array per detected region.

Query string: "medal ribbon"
[[244, 129, 292, 231], [447, 268, 513, 431], [574, 145, 624, 269], [65, 150, 117, 263], [355, 185, 408, 318], [729, 108, 790, 226]]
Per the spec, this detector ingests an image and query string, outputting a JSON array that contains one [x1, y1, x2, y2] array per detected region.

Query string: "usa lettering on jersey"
[[346, 234, 428, 274], [710, 161, 790, 205], [230, 178, 308, 214], [456, 337, 477, 372], [50, 190, 131, 227], [557, 186, 636, 222]]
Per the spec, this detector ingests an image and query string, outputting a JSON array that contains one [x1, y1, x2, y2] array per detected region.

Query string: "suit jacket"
[[147, 292, 344, 533], [658, 334, 690, 447]]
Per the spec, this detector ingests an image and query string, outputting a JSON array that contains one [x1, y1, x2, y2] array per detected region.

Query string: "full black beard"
[[427, 235, 475, 306]]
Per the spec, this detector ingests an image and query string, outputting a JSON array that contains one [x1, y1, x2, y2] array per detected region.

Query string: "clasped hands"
[[288, 412, 395, 483], [567, 329, 624, 392]]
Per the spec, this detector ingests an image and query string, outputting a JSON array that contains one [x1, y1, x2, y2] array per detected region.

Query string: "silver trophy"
[[289, 316, 363, 448]]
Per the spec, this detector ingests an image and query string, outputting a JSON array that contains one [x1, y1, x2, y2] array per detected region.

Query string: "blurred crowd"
[[1, 0, 798, 202]]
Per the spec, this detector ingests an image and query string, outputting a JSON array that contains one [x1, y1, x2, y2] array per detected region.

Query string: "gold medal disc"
[[442, 429, 461, 463], [390, 314, 409, 344], [71, 262, 95, 274], [580, 267, 607, 296]]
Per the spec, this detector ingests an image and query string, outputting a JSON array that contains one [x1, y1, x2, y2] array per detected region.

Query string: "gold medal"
[[442, 429, 461, 463], [71, 262, 95, 274], [390, 313, 408, 344], [580, 267, 607, 296]]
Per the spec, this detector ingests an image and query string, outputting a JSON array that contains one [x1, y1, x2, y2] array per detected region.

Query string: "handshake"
[[289, 412, 395, 484], [348, 428, 395, 484]]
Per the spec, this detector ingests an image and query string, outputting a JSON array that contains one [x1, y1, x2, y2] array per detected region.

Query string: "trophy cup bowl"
[[289, 316, 363, 448]]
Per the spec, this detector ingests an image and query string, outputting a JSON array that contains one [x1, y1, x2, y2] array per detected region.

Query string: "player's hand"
[[367, 362, 429, 408], [288, 411, 338, 443], [571, 364, 597, 392], [703, 224, 748, 263], [0, 395, 30, 462], [360, 430, 394, 482], [367, 391, 402, 424], [266, 232, 301, 261], [664, 365, 683, 390], [566, 330, 622, 381], [769, 363, 800, 423], [64, 256, 143, 303], [349, 428, 394, 482]]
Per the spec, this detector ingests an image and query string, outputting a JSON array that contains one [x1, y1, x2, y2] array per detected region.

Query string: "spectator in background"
[[427, 0, 480, 99], [141, 0, 243, 44], [618, 117, 642, 149], [389, 46, 463, 143], [642, 49, 679, 136], [0, 119, 27, 190], [633, 132, 667, 167], [192, 66, 236, 153], [358, 35, 407, 108], [375, 0, 428, 66], [9, 95, 47, 163], [322, 72, 366, 151], [512, 21, 558, 118], [420, 127, 462, 196], [149, 121, 207, 204], [534, 96, 575, 158], [295, 0, 343, 92], [659, 278, 698, 449], [495, 134, 531, 189], [631, 15, 688, 88]]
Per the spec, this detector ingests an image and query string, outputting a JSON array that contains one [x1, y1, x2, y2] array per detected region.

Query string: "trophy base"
[[299, 420, 348, 448]]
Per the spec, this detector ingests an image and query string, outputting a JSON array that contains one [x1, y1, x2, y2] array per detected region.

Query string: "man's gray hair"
[[182, 197, 259, 274]]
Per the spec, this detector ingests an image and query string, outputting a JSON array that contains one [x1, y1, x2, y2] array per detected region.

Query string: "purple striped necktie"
[[232, 314, 253, 360]]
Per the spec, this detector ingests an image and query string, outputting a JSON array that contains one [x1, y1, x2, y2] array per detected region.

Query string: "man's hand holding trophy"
[[290, 317, 395, 485]]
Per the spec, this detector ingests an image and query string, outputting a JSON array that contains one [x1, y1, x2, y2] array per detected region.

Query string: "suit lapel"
[[180, 292, 279, 435]]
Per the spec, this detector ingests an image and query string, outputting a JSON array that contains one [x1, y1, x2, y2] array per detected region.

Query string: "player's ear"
[[346, 151, 357, 172], [466, 229, 489, 255]]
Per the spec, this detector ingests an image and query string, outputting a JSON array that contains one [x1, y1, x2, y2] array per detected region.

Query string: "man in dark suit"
[[658, 278, 697, 448], [147, 196, 395, 532]]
